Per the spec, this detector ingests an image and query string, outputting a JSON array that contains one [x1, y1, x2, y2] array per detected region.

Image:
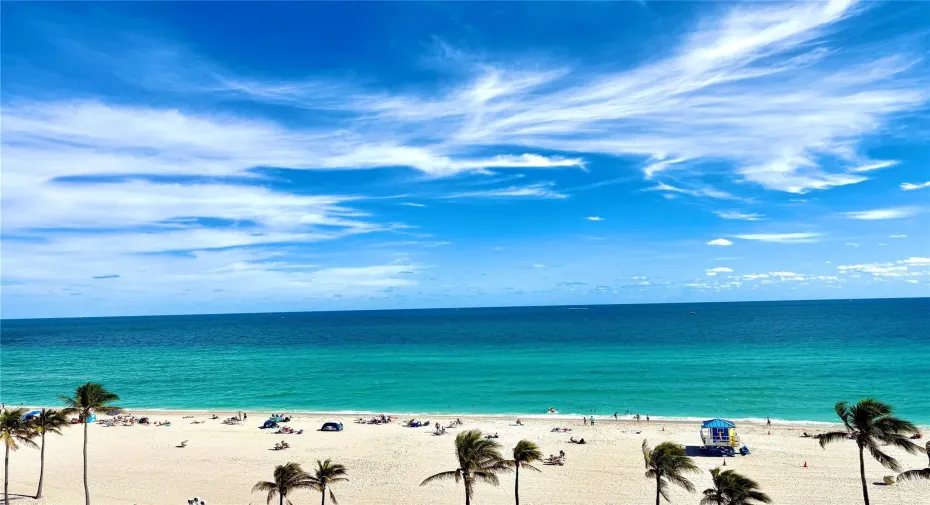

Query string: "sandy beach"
[[4, 410, 927, 505]]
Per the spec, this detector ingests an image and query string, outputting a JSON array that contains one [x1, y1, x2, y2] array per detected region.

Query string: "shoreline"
[[21, 404, 929, 430]]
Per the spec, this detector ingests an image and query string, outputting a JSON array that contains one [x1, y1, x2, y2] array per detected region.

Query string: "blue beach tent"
[[23, 410, 41, 420]]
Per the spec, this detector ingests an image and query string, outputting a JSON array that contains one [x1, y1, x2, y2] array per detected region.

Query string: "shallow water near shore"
[[3, 298, 928, 423]]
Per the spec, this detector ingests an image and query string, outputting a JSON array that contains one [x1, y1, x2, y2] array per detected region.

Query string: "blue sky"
[[1, 1, 929, 319]]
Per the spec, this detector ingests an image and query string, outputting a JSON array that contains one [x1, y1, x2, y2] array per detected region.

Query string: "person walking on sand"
[[767, 417, 771, 426], [590, 416, 595, 426], [583, 416, 588, 426]]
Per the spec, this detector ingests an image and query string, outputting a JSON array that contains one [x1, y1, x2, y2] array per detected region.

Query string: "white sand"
[[5, 411, 927, 505]]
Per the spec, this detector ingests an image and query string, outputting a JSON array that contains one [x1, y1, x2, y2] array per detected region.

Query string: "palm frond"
[[473, 469, 502, 486], [667, 472, 696, 493], [817, 431, 849, 448], [867, 444, 900, 471], [834, 401, 853, 430], [252, 481, 276, 493], [897, 468, 930, 482], [420, 470, 461, 486]]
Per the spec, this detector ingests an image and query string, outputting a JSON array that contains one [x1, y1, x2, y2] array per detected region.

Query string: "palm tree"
[[898, 440, 930, 482], [307, 459, 348, 505], [1, 408, 38, 505], [421, 429, 510, 505], [31, 408, 71, 499], [252, 462, 315, 505], [818, 399, 920, 505], [641, 440, 699, 505], [700, 468, 772, 505], [508, 439, 543, 505], [59, 382, 122, 505]]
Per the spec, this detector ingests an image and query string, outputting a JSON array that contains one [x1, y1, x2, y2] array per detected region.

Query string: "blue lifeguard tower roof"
[[701, 418, 736, 428]]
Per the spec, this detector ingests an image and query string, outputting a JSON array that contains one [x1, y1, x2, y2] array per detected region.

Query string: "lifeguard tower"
[[701, 418, 739, 447]]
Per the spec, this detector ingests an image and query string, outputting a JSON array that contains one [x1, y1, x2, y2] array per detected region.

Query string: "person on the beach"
[[583, 417, 588, 426], [613, 412, 618, 419], [767, 417, 771, 426], [646, 415, 650, 422], [590, 416, 595, 426]]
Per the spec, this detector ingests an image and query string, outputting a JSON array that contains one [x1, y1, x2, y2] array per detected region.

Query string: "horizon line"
[[3, 295, 927, 322]]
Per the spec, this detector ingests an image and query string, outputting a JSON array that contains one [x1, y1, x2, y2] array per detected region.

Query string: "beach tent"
[[22, 410, 41, 420], [320, 420, 344, 432], [700, 418, 739, 447]]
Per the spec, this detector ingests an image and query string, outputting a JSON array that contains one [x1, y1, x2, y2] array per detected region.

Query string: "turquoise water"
[[2, 299, 928, 423]]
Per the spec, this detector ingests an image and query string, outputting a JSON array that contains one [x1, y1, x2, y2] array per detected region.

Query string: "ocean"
[[2, 298, 928, 424]]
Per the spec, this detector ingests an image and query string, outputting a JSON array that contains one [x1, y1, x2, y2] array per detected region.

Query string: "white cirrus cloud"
[[7, 0, 928, 196], [899, 257, 930, 266], [848, 160, 899, 173], [842, 207, 918, 220], [889, 234, 907, 238], [585, 216, 605, 221], [735, 233, 822, 243], [901, 181, 930, 191], [714, 210, 765, 221], [645, 182, 744, 201], [707, 267, 734, 274], [706, 238, 734, 246], [400, 202, 427, 208], [442, 182, 568, 200]]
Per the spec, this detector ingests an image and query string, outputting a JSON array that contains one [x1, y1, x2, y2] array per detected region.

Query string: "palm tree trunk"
[[858, 445, 869, 505], [514, 465, 520, 505], [279, 493, 284, 505], [321, 484, 326, 505], [83, 417, 90, 505], [5, 444, 10, 505], [464, 481, 471, 505], [655, 475, 661, 505], [36, 432, 46, 498]]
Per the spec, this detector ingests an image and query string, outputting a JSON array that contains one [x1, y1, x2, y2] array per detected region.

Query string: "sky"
[[1, 1, 929, 319]]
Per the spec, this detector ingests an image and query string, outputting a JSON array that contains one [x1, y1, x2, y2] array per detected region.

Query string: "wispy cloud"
[[706, 238, 734, 246], [442, 183, 568, 200], [91, 274, 120, 280], [889, 234, 908, 238], [19, 0, 923, 195], [713, 210, 764, 221], [400, 202, 427, 208], [848, 160, 899, 173], [585, 216, 604, 221], [900, 181, 930, 191], [736, 233, 822, 243], [842, 207, 918, 220], [645, 182, 744, 201]]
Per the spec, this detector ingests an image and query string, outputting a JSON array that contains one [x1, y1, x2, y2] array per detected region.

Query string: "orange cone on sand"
[[803, 461, 808, 468], [722, 459, 727, 466]]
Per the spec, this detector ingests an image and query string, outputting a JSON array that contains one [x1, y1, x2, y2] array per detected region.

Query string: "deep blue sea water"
[[2, 299, 928, 423]]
